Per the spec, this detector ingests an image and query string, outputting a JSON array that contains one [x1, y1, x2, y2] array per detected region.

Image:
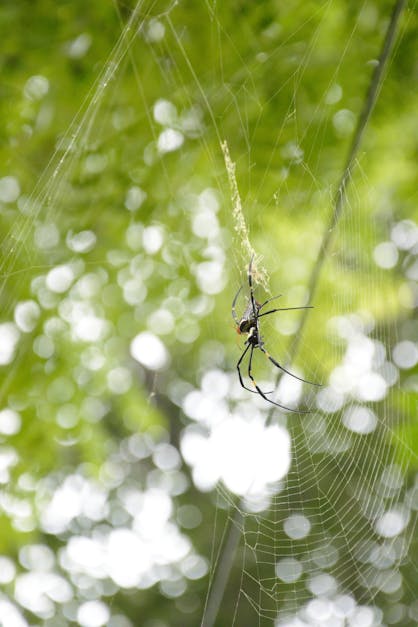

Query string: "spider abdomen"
[[238, 318, 254, 334]]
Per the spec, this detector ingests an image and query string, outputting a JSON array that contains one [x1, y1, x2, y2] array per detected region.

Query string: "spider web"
[[0, 1, 417, 627]]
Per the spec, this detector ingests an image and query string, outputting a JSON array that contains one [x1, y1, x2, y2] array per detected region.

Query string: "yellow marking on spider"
[[252, 380, 257, 387], [265, 351, 270, 358]]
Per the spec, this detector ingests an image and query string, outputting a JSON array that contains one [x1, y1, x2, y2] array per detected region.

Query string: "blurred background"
[[0, 1, 417, 626]]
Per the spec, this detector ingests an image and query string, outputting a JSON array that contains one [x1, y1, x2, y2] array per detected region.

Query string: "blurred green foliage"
[[0, 1, 417, 626]]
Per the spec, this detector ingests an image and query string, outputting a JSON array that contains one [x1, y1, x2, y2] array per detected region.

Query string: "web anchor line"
[[271, 0, 408, 396], [201, 508, 243, 627], [201, 1, 407, 625]]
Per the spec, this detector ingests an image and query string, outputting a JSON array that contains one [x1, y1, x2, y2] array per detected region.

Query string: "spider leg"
[[258, 343, 321, 387], [237, 342, 273, 394], [248, 254, 258, 316], [247, 345, 310, 413], [258, 305, 314, 318], [236, 343, 253, 392], [259, 294, 282, 309], [231, 285, 243, 324]]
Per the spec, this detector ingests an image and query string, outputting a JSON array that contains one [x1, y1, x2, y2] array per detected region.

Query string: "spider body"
[[232, 255, 319, 412], [236, 298, 260, 335]]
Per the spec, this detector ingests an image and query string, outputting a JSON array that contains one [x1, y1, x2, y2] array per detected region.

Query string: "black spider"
[[232, 255, 319, 412]]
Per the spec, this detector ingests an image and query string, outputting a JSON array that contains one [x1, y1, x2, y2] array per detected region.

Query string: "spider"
[[232, 255, 319, 412]]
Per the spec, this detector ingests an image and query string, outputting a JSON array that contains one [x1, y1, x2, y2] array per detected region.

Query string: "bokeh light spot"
[[275, 557, 303, 583], [14, 300, 40, 332], [0, 176, 20, 203], [0, 323, 20, 365], [342, 406, 377, 434], [125, 186, 147, 211], [0, 408, 21, 435], [46, 265, 74, 293], [392, 340, 418, 369], [373, 241, 398, 269], [130, 331, 170, 371], [283, 514, 311, 540], [157, 129, 184, 153], [375, 508, 409, 538], [24, 75, 49, 100], [77, 600, 110, 627]]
